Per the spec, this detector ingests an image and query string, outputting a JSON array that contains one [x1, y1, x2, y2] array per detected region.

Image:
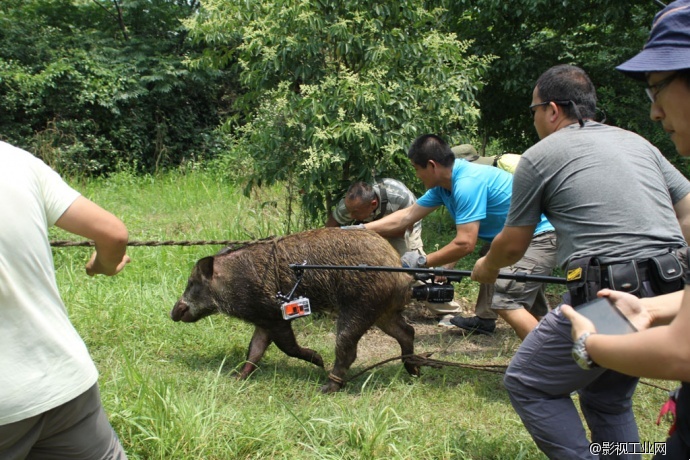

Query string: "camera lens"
[[412, 283, 454, 303]]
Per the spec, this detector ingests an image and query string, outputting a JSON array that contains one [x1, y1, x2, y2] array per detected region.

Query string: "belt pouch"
[[649, 252, 683, 294], [607, 260, 641, 295], [566, 257, 600, 306]]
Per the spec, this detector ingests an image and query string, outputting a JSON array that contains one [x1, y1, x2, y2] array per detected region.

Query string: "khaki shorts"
[[0, 384, 127, 460], [491, 231, 558, 317]]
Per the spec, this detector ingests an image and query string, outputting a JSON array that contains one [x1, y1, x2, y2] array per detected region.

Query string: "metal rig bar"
[[287, 263, 567, 285]]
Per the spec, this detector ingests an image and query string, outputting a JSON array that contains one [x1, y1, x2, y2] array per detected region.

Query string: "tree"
[[436, 0, 684, 176], [0, 0, 225, 175], [186, 0, 493, 224]]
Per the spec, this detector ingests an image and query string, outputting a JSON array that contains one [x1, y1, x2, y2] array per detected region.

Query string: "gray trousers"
[[0, 384, 127, 460], [504, 306, 640, 459]]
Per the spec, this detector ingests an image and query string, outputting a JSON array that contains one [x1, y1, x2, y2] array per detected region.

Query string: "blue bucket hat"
[[616, 0, 690, 80]]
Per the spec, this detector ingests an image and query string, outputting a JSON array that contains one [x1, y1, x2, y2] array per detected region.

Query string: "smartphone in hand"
[[573, 297, 638, 335]]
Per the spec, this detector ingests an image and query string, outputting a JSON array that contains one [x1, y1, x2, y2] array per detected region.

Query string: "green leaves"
[[444, 0, 668, 156], [190, 0, 492, 224], [0, 0, 225, 175]]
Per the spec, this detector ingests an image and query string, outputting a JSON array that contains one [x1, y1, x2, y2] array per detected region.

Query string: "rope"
[[344, 351, 671, 393], [344, 351, 508, 383], [640, 380, 672, 393], [49, 236, 674, 396], [49, 237, 275, 247]]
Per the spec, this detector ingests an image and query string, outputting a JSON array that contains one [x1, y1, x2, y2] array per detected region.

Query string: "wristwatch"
[[417, 255, 427, 268], [572, 332, 598, 370]]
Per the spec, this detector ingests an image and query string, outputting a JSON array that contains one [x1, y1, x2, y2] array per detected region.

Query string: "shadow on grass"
[[166, 342, 513, 408], [168, 345, 335, 383], [166, 302, 516, 402]]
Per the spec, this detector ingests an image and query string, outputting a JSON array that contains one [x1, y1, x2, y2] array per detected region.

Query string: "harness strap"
[[328, 373, 345, 385]]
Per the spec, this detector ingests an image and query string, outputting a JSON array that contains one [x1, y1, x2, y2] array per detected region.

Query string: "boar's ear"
[[197, 256, 215, 280]]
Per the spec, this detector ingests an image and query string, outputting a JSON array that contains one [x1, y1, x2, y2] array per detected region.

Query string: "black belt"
[[599, 259, 651, 290], [567, 251, 685, 306]]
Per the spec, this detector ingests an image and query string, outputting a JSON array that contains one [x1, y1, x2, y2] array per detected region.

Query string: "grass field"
[[50, 171, 675, 459]]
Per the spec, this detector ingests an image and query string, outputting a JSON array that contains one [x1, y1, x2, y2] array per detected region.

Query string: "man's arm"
[[674, 193, 690, 243], [471, 225, 536, 283], [642, 290, 685, 325], [562, 286, 690, 381], [364, 203, 436, 235], [424, 221, 480, 268], [55, 196, 130, 276]]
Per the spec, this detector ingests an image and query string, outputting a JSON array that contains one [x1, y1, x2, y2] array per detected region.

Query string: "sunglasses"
[[528, 100, 585, 127], [529, 101, 551, 117]]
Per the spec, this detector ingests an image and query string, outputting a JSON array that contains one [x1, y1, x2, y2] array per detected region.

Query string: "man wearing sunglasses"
[[472, 63, 690, 459]]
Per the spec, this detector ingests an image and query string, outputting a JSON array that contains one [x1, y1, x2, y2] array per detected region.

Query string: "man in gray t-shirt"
[[472, 65, 690, 459], [510, 122, 690, 268]]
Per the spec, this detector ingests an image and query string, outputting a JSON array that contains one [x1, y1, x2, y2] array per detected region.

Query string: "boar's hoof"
[[237, 362, 259, 380], [403, 360, 421, 377], [311, 354, 325, 369], [320, 372, 345, 394], [320, 381, 343, 394]]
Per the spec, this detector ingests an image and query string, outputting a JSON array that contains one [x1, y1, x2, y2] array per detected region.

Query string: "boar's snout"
[[171, 299, 191, 322], [171, 298, 216, 323]]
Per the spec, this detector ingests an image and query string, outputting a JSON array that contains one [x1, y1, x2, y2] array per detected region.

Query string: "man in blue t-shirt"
[[364, 134, 557, 339]]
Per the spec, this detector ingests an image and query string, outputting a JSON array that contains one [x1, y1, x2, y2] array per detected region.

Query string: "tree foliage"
[[187, 0, 493, 223], [1, 0, 685, 207], [0, 0, 224, 175], [438, 0, 680, 168]]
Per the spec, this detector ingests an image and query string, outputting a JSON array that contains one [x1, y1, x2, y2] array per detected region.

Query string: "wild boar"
[[170, 228, 418, 393]]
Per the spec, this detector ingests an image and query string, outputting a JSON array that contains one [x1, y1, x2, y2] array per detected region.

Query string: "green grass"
[[52, 171, 673, 459]]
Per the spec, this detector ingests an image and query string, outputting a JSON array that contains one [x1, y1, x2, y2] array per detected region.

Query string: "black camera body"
[[411, 282, 455, 303]]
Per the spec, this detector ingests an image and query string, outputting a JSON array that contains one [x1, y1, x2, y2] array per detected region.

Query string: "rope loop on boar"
[[327, 373, 345, 385]]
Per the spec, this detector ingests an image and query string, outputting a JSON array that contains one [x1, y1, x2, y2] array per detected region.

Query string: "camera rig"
[[286, 263, 566, 304]]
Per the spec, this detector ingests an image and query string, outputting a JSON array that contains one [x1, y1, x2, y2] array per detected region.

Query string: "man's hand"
[[86, 251, 131, 276], [471, 256, 499, 284], [561, 289, 653, 341], [341, 224, 366, 230], [597, 289, 652, 331], [401, 251, 426, 268], [560, 305, 597, 341]]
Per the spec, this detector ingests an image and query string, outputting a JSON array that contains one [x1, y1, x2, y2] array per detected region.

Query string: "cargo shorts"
[[491, 231, 558, 317]]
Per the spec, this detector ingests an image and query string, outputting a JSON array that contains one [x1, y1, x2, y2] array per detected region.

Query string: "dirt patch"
[[355, 298, 520, 368], [355, 292, 563, 367]]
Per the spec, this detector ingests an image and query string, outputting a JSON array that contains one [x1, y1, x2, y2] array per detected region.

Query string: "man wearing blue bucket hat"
[[616, 0, 690, 157], [560, 1, 690, 458]]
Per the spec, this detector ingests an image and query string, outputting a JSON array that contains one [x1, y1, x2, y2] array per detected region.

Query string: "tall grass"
[[51, 171, 672, 459]]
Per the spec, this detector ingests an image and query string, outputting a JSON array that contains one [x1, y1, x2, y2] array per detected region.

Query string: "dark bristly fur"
[[171, 228, 418, 393]]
